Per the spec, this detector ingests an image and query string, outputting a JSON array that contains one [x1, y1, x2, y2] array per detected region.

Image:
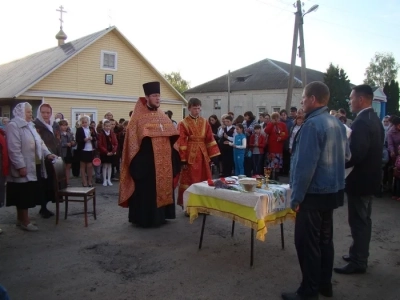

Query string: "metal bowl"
[[239, 178, 257, 192]]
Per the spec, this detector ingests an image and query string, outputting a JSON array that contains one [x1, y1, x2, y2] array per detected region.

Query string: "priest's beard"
[[147, 101, 160, 109]]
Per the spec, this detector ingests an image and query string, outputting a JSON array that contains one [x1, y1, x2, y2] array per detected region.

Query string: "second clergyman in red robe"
[[177, 98, 220, 206]]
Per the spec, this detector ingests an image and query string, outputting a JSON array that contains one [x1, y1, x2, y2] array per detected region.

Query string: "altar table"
[[183, 181, 295, 266]]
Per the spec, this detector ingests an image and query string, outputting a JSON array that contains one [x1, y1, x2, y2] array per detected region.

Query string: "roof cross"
[[56, 5, 67, 29]]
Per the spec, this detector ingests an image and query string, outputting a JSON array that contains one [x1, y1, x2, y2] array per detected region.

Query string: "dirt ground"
[[0, 177, 399, 300]]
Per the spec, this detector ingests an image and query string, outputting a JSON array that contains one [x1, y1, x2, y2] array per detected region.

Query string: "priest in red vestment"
[[177, 98, 220, 206], [119, 81, 180, 227]]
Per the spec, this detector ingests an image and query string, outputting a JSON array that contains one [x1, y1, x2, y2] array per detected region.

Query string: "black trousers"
[[282, 149, 291, 175], [347, 194, 373, 269], [221, 148, 233, 177], [295, 208, 334, 297]]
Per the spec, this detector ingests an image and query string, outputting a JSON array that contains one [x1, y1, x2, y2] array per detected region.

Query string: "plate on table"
[[224, 177, 238, 184]]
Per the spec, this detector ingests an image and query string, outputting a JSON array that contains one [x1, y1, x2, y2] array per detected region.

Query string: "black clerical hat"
[[143, 81, 160, 96]]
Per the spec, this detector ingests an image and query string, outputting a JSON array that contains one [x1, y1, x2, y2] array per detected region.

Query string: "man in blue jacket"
[[282, 81, 350, 300]]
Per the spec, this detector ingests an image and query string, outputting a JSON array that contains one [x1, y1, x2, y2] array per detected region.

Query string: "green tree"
[[384, 79, 400, 115], [163, 71, 190, 95], [364, 52, 399, 87], [324, 63, 352, 116]]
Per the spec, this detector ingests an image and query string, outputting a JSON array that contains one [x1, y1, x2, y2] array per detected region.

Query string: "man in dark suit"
[[334, 84, 384, 275]]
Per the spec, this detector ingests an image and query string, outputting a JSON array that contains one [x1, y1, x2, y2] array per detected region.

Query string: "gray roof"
[[0, 27, 113, 98], [185, 58, 325, 94]]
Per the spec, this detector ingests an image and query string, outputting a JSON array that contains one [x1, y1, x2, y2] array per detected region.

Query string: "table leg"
[[231, 220, 235, 237], [250, 228, 254, 267], [198, 214, 207, 250], [280, 222, 285, 249]]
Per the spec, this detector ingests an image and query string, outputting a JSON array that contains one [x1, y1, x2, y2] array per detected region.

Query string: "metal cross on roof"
[[56, 5, 67, 29]]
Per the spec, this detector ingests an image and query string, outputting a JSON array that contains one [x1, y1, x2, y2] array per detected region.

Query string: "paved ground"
[[0, 177, 399, 300]]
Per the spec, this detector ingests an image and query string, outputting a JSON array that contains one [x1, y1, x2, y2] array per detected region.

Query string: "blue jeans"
[[233, 149, 245, 175], [252, 154, 263, 175]]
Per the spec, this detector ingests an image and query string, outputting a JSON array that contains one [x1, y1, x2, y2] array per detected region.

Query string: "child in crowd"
[[97, 120, 118, 186], [119, 120, 129, 157], [59, 120, 76, 186], [250, 124, 266, 175], [110, 118, 120, 180], [227, 123, 246, 176], [218, 115, 235, 177], [289, 116, 304, 153]]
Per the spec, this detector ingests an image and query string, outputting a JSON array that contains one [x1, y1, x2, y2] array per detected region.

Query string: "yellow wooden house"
[[0, 26, 186, 125]]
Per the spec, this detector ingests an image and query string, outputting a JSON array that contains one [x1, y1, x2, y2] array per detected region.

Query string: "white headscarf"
[[36, 103, 55, 134], [13, 102, 43, 159]]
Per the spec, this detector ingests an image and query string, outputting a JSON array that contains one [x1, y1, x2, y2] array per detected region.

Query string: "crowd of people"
[[117, 81, 385, 300], [0, 103, 129, 232], [0, 79, 391, 300]]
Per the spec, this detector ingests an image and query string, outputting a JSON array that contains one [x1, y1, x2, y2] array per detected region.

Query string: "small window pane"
[[272, 107, 281, 112], [214, 99, 221, 110], [103, 53, 116, 69]]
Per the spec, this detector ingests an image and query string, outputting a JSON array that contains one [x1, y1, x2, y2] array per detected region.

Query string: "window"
[[272, 107, 281, 113], [257, 107, 266, 115], [100, 50, 118, 71], [235, 75, 252, 82], [71, 108, 97, 126], [214, 99, 221, 110]]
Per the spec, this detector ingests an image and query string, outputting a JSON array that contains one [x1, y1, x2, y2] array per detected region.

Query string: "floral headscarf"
[[12, 102, 44, 159]]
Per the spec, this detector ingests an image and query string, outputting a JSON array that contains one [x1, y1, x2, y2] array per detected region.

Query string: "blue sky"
[[1, 0, 399, 88]]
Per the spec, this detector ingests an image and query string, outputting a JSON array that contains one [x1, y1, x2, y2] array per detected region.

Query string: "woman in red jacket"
[[264, 112, 288, 179], [98, 119, 118, 186]]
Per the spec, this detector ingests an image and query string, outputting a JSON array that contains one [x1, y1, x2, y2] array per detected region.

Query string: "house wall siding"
[[185, 88, 303, 118], [43, 97, 183, 125], [31, 31, 177, 100]]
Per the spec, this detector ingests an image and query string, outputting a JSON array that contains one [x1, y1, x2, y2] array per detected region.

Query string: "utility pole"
[[298, 11, 307, 87], [285, 0, 302, 112], [227, 70, 231, 112]]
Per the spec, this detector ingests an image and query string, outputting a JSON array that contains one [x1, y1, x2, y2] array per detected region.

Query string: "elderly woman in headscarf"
[[6, 103, 57, 231], [33, 103, 61, 218]]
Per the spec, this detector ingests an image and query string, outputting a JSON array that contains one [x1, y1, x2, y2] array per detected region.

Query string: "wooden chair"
[[51, 157, 96, 227]]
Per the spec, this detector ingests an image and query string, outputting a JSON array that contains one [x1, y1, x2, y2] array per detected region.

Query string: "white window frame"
[[100, 50, 118, 71], [272, 106, 281, 113], [257, 106, 266, 115], [214, 99, 221, 110], [71, 108, 98, 126]]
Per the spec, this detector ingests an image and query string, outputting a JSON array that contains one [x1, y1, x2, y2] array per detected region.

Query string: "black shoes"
[[39, 208, 54, 219], [281, 292, 318, 300], [334, 263, 366, 274], [319, 284, 333, 298]]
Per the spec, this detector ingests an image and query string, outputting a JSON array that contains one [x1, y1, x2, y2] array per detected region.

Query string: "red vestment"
[[177, 116, 220, 206], [118, 97, 179, 208]]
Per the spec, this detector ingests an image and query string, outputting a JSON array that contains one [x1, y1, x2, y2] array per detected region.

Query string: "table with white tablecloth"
[[183, 180, 296, 266]]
